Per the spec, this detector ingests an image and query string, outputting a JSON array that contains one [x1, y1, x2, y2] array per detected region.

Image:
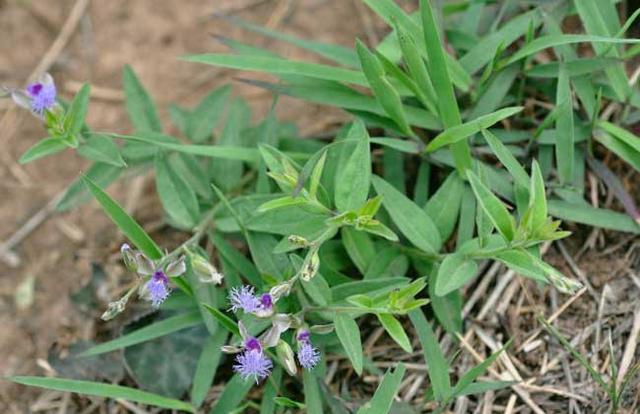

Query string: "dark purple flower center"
[[245, 337, 262, 352], [27, 83, 43, 96], [259, 293, 273, 309], [297, 330, 310, 343], [152, 270, 168, 284]]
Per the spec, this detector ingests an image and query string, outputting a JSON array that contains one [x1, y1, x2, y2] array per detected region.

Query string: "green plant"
[[4, 0, 640, 412]]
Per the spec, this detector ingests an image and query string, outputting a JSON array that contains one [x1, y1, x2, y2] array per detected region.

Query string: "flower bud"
[[276, 340, 297, 376], [269, 282, 292, 301], [165, 255, 186, 278], [101, 298, 127, 321], [287, 235, 310, 248], [221, 345, 242, 354], [300, 251, 320, 281], [120, 243, 138, 272], [190, 253, 224, 284]]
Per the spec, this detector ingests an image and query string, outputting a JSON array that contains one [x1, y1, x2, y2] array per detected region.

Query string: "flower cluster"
[[226, 285, 321, 383]]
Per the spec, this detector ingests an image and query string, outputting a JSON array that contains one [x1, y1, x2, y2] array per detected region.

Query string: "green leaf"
[[335, 314, 364, 375], [372, 175, 441, 253], [528, 161, 547, 232], [123, 65, 162, 132], [224, 16, 359, 68], [77, 135, 126, 167], [453, 339, 512, 396], [435, 254, 478, 296], [9, 376, 194, 412], [82, 175, 163, 260], [504, 34, 640, 66], [356, 364, 406, 414], [80, 311, 202, 356], [419, 0, 471, 172], [481, 129, 529, 189], [425, 106, 523, 152], [303, 370, 324, 414], [19, 137, 67, 164], [396, 24, 437, 115], [548, 200, 640, 234], [467, 170, 516, 242], [115, 133, 261, 162], [341, 227, 375, 275], [57, 163, 122, 212], [594, 130, 640, 172], [527, 57, 620, 78], [492, 249, 547, 283], [155, 153, 200, 228], [460, 9, 541, 74], [356, 40, 411, 135], [597, 121, 640, 154], [377, 314, 412, 353], [424, 173, 464, 241], [210, 98, 248, 190], [331, 277, 409, 302], [409, 309, 451, 401], [334, 120, 371, 212], [573, 0, 630, 100], [191, 334, 227, 408], [555, 66, 574, 183], [242, 78, 441, 130], [202, 304, 241, 336], [63, 83, 91, 134], [183, 54, 366, 86], [208, 374, 253, 414], [187, 85, 231, 142], [124, 322, 207, 398]]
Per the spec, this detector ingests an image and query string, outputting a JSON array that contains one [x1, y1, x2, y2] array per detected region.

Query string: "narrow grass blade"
[[425, 106, 523, 152], [82, 175, 163, 260], [409, 309, 451, 401], [356, 364, 406, 414]]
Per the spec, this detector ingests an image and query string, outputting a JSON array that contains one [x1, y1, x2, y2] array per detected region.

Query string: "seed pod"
[[276, 340, 297, 376]]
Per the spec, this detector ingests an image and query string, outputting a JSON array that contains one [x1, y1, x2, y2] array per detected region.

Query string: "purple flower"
[[297, 330, 320, 370], [233, 337, 273, 383], [145, 270, 170, 308], [7, 73, 57, 118], [229, 285, 260, 314]]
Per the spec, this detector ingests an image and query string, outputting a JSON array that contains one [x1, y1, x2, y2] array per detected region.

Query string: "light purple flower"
[[9, 73, 57, 117], [297, 330, 320, 370], [233, 337, 273, 383], [27, 78, 57, 115], [229, 285, 260, 313], [145, 270, 170, 308]]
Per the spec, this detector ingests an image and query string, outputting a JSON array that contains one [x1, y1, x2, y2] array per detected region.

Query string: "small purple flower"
[[145, 270, 170, 308], [259, 293, 273, 309], [229, 285, 260, 314], [28, 74, 57, 114], [297, 330, 320, 370], [233, 337, 273, 383]]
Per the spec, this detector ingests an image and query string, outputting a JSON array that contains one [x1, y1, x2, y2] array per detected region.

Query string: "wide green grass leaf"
[[183, 54, 366, 86], [9, 376, 195, 412], [81, 311, 202, 356]]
